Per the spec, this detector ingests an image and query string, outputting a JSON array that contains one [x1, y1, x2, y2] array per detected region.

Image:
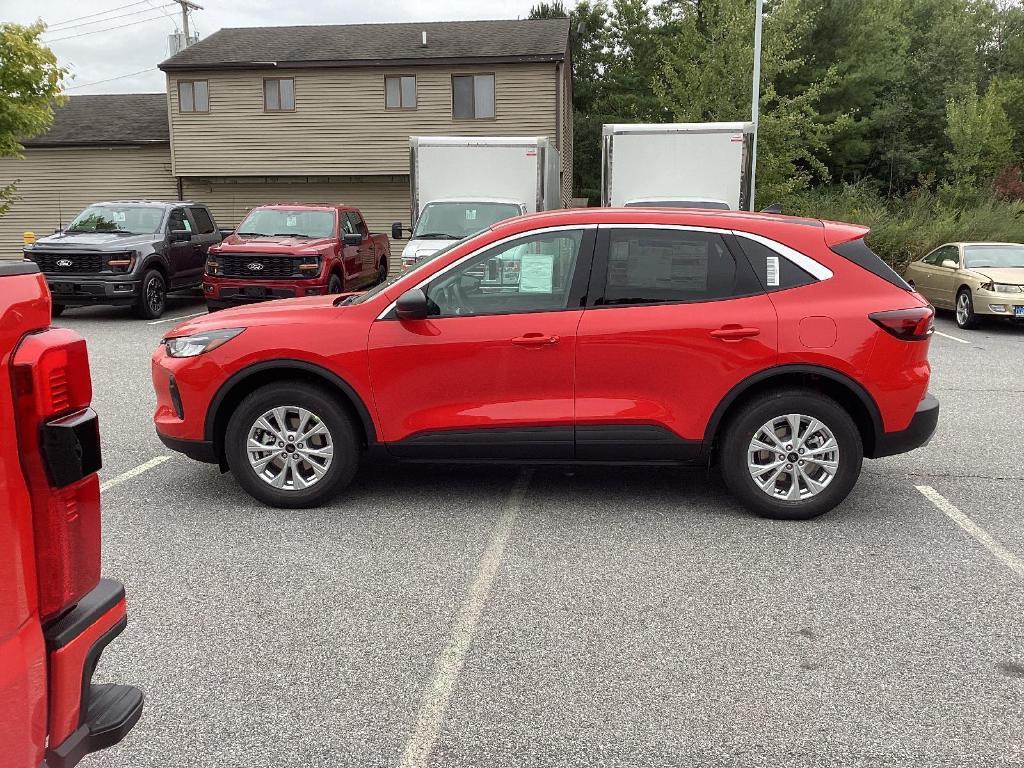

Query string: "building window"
[[178, 80, 208, 113], [385, 75, 416, 109], [263, 78, 295, 111], [452, 74, 495, 120]]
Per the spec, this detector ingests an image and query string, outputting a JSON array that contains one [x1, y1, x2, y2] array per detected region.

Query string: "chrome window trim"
[[375, 224, 598, 320], [597, 224, 834, 281], [732, 231, 834, 281]]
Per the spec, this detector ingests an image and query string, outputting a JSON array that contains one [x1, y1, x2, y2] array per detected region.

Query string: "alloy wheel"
[[747, 413, 839, 501], [246, 405, 334, 491], [147, 275, 165, 314], [957, 292, 970, 326]]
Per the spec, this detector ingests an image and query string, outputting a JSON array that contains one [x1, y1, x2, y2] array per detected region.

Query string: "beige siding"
[[168, 64, 559, 177], [180, 177, 409, 273], [0, 145, 175, 257]]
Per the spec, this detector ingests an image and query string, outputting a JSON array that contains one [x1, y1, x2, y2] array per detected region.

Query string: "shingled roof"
[[24, 94, 169, 147], [159, 18, 571, 71]]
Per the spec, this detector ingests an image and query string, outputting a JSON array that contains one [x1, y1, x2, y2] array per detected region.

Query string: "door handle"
[[710, 325, 760, 340], [511, 333, 559, 347]]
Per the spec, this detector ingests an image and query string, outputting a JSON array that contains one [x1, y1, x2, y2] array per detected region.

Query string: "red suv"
[[204, 204, 389, 310], [152, 208, 937, 520]]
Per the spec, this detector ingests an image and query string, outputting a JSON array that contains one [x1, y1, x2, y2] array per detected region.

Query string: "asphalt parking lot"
[[56, 295, 1024, 768]]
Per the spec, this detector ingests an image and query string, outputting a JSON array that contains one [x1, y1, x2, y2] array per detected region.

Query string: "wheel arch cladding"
[[705, 365, 882, 458], [205, 360, 376, 462]]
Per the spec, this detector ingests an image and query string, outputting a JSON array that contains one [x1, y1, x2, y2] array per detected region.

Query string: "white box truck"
[[602, 122, 754, 210], [394, 136, 561, 269]]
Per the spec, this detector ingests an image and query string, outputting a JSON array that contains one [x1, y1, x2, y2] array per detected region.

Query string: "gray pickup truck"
[[22, 199, 224, 319]]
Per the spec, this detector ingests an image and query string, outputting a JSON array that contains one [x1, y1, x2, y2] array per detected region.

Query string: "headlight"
[[206, 254, 222, 276], [108, 251, 136, 274], [297, 254, 321, 276], [164, 327, 244, 358], [984, 283, 1023, 293]]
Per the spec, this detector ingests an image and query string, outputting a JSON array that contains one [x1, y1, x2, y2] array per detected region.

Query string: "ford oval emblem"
[[247, 262, 264, 271], [56, 258, 73, 267]]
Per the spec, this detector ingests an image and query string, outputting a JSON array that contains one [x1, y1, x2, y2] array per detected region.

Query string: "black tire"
[[133, 269, 166, 319], [955, 287, 980, 329], [224, 382, 360, 508], [52, 303, 66, 317], [327, 273, 343, 294], [719, 389, 863, 520], [376, 258, 388, 285]]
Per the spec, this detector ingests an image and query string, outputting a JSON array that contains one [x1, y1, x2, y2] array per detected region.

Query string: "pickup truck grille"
[[28, 251, 111, 274], [218, 253, 311, 279]]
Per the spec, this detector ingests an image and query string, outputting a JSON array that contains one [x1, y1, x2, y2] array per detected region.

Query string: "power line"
[[45, 14, 173, 43], [65, 67, 159, 90], [46, 0, 154, 30], [43, 4, 177, 35]]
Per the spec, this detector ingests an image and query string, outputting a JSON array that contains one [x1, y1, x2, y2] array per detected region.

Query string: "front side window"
[[178, 80, 208, 112], [168, 208, 192, 233], [341, 214, 357, 236], [598, 229, 740, 306], [264, 78, 295, 111], [385, 75, 416, 109], [426, 230, 584, 317], [924, 246, 957, 266], [452, 74, 495, 119]]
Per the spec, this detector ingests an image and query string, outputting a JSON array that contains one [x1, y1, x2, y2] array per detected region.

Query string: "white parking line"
[[398, 468, 533, 768], [100, 456, 171, 492], [147, 311, 205, 326], [916, 485, 1024, 578], [933, 330, 970, 344]]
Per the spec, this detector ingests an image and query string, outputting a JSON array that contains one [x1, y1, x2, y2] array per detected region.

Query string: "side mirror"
[[395, 288, 429, 321], [392, 222, 406, 240], [342, 232, 363, 246], [170, 229, 193, 242], [941, 259, 959, 269]]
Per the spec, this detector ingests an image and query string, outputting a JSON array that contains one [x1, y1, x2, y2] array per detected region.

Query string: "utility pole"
[[749, 0, 764, 210], [171, 0, 202, 44]]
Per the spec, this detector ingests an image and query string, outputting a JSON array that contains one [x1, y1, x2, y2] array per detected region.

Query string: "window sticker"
[[465, 209, 478, 221], [766, 255, 780, 287], [113, 211, 126, 222], [519, 253, 555, 293], [286, 215, 298, 227]]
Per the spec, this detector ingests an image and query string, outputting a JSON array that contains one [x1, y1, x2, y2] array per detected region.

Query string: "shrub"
[[781, 183, 1024, 272]]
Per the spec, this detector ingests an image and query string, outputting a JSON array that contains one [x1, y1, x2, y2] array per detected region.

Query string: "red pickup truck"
[[1, 262, 142, 768], [204, 204, 390, 310]]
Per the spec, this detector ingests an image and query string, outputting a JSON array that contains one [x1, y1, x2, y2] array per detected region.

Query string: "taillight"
[[13, 329, 102, 621], [869, 307, 934, 341]]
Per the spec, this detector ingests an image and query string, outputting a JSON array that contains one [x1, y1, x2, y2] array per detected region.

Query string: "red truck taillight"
[[13, 329, 103, 621]]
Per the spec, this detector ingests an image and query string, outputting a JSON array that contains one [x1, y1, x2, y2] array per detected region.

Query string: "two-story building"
[[0, 18, 572, 257], [159, 17, 573, 238]]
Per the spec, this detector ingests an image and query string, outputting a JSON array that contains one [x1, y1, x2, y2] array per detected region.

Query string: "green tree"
[[0, 21, 66, 214], [528, 1, 569, 18], [653, 0, 843, 202], [944, 82, 1016, 190]]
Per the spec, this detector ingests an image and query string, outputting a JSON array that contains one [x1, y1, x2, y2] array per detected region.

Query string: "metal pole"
[[749, 0, 764, 211]]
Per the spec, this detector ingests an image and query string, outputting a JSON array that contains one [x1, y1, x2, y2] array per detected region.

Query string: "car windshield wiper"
[[272, 232, 313, 238], [414, 232, 460, 240], [236, 231, 266, 237]]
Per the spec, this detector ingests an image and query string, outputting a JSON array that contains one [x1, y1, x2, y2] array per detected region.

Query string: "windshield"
[[964, 244, 1024, 269], [624, 200, 731, 210], [67, 205, 163, 234], [412, 202, 522, 239], [347, 239, 465, 305], [237, 209, 335, 238]]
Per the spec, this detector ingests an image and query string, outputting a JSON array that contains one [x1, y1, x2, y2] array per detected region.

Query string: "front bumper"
[[204, 276, 326, 307], [869, 393, 939, 458], [47, 278, 141, 307], [973, 294, 1024, 317]]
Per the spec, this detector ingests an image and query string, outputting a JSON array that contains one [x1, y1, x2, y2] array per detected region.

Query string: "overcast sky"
[[10, 1, 554, 95]]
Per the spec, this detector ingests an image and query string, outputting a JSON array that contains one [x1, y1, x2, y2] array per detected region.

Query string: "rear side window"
[[737, 237, 816, 291], [189, 207, 216, 234], [832, 237, 912, 291], [596, 229, 756, 306]]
